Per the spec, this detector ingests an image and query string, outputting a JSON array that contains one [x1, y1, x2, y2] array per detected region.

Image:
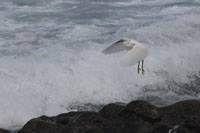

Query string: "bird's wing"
[[121, 44, 148, 66], [103, 39, 131, 54]]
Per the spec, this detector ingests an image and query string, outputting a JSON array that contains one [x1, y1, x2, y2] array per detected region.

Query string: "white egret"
[[103, 38, 148, 74]]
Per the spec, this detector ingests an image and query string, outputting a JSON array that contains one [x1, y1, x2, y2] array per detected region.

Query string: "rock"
[[100, 104, 139, 133], [181, 115, 200, 132], [65, 112, 112, 133], [19, 118, 66, 133], [116, 100, 159, 133], [125, 119, 153, 133], [159, 100, 200, 125], [120, 100, 161, 123], [38, 115, 56, 123], [99, 103, 124, 120], [15, 100, 200, 133], [0, 129, 11, 133], [56, 112, 84, 125], [151, 122, 172, 133], [178, 126, 197, 133]]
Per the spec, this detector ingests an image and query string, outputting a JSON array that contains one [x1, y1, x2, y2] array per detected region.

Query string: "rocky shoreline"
[[1, 100, 200, 133]]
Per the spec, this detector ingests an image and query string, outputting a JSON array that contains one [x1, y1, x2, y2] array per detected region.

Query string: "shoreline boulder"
[[2, 99, 200, 133]]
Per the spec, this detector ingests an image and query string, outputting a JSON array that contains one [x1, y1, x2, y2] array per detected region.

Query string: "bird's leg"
[[142, 60, 145, 74], [137, 61, 140, 74]]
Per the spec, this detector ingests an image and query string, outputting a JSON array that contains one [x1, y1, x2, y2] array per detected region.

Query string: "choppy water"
[[0, 0, 200, 129]]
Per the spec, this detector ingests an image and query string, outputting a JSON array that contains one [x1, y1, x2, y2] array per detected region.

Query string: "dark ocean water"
[[0, 0, 200, 128]]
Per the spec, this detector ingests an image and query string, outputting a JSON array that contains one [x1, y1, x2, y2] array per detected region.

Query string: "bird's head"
[[121, 38, 129, 41], [129, 39, 141, 46], [123, 38, 136, 47]]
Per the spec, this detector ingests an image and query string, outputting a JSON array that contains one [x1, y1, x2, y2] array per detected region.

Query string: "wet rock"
[[181, 115, 200, 132], [99, 103, 124, 120], [151, 122, 173, 133], [178, 126, 197, 133], [159, 100, 200, 125], [114, 101, 158, 133], [65, 112, 111, 133], [38, 115, 56, 123], [15, 100, 200, 133], [120, 100, 161, 123], [124, 118, 153, 133], [19, 118, 66, 133], [56, 112, 85, 125], [0, 129, 11, 133]]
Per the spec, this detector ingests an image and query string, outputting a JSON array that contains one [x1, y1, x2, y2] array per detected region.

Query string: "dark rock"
[[0, 129, 11, 133], [159, 100, 200, 125], [38, 115, 56, 123], [120, 100, 161, 123], [19, 118, 66, 133], [65, 112, 111, 133], [115, 101, 157, 133], [99, 103, 124, 120], [178, 126, 197, 133], [15, 100, 200, 133], [181, 115, 200, 132], [124, 119, 153, 133], [56, 112, 84, 125], [151, 122, 172, 133]]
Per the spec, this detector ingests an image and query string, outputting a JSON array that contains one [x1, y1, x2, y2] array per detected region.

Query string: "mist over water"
[[0, 0, 200, 128]]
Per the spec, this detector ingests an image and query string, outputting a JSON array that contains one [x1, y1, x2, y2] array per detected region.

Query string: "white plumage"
[[103, 38, 148, 74]]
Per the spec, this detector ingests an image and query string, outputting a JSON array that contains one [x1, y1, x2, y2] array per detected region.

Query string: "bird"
[[103, 38, 148, 74]]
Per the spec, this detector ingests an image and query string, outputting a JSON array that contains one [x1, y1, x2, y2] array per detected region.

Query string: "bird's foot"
[[142, 69, 145, 75], [138, 68, 142, 74]]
